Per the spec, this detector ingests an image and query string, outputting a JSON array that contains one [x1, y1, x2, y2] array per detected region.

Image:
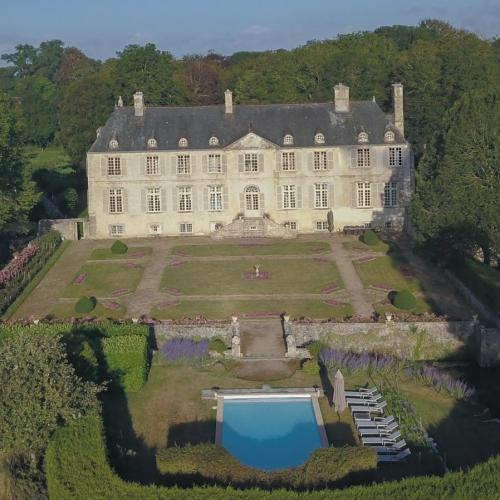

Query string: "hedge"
[[46, 414, 500, 499], [393, 289, 417, 310], [361, 229, 379, 246], [156, 442, 376, 489]]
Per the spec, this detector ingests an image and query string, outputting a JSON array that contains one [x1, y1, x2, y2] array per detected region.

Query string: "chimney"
[[133, 91, 144, 117], [334, 83, 349, 112], [224, 89, 233, 114], [392, 83, 404, 137]]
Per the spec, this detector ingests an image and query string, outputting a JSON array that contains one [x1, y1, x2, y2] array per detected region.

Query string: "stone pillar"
[[231, 316, 241, 357], [392, 83, 404, 137], [334, 83, 349, 112], [286, 333, 297, 358]]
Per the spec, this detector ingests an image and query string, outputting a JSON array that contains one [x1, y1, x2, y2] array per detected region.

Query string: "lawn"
[[63, 262, 144, 298], [50, 300, 127, 319], [160, 258, 344, 295], [373, 297, 434, 316], [170, 241, 331, 257], [150, 299, 353, 320], [342, 238, 394, 254], [89, 246, 152, 260]]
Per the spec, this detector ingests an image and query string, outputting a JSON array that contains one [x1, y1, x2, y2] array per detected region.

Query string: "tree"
[[1, 44, 37, 78], [53, 47, 98, 86], [181, 53, 224, 105]]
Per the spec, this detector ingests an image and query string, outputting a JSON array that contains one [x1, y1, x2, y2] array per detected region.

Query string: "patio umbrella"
[[333, 369, 347, 413]]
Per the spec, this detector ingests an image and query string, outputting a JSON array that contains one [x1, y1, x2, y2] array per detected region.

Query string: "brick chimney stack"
[[134, 91, 144, 117], [334, 83, 349, 112], [392, 83, 404, 137], [224, 89, 233, 114]]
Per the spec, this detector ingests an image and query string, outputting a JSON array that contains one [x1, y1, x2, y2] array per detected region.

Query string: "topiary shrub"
[[208, 338, 227, 354], [75, 296, 97, 314], [392, 289, 417, 310], [302, 359, 320, 376], [361, 229, 379, 246], [110, 240, 128, 255], [306, 340, 328, 359]]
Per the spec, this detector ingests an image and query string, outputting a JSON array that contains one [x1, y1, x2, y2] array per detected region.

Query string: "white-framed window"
[[282, 152, 295, 171], [384, 131, 395, 143], [208, 154, 222, 173], [283, 134, 294, 145], [107, 157, 121, 176], [146, 155, 159, 175], [109, 188, 123, 213], [147, 138, 157, 148], [313, 151, 327, 170], [177, 186, 192, 212], [149, 223, 161, 234], [179, 222, 193, 234], [284, 221, 298, 230], [209, 136, 219, 146], [179, 137, 188, 148], [357, 182, 372, 207], [110, 224, 124, 236], [244, 153, 258, 172], [356, 148, 371, 168], [109, 139, 119, 150], [282, 185, 296, 209], [314, 132, 325, 144], [146, 187, 161, 212], [245, 185, 260, 210], [389, 147, 402, 167], [209, 185, 223, 211], [316, 221, 329, 231], [314, 183, 328, 208], [177, 155, 190, 174], [384, 181, 398, 207], [358, 132, 369, 143]]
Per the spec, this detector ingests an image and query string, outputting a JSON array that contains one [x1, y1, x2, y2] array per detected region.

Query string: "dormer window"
[[384, 131, 395, 143], [209, 136, 219, 146], [148, 138, 157, 148], [283, 134, 294, 146], [314, 133, 325, 145], [358, 132, 369, 143], [179, 137, 188, 148], [109, 139, 119, 150]]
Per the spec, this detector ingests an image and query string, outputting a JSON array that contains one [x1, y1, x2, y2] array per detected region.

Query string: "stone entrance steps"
[[240, 318, 286, 359], [211, 216, 296, 239]]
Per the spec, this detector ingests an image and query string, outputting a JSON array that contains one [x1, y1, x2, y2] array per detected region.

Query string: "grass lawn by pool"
[[150, 299, 353, 320], [161, 258, 343, 295], [50, 300, 127, 319], [170, 241, 331, 257], [63, 262, 144, 298], [89, 246, 152, 260]]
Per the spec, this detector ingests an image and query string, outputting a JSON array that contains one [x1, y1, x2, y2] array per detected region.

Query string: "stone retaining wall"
[[153, 323, 233, 347]]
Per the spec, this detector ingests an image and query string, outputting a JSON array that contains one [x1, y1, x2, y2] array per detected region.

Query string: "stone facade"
[[86, 84, 414, 238]]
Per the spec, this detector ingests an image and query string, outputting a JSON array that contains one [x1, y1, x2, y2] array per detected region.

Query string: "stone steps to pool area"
[[239, 318, 286, 359]]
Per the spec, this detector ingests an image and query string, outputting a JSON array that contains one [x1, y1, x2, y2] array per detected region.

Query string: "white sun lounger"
[[362, 432, 401, 445], [358, 422, 398, 435], [355, 416, 395, 428], [350, 401, 387, 414], [377, 448, 411, 462], [345, 387, 378, 398], [347, 394, 383, 405], [375, 439, 407, 453]]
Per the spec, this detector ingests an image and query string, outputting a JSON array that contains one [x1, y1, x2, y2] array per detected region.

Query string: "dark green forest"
[[0, 20, 499, 267]]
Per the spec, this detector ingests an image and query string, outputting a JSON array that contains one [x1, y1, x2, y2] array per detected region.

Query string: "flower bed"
[[124, 262, 138, 269], [243, 271, 269, 280], [241, 311, 282, 318], [160, 337, 209, 365], [321, 283, 339, 293], [324, 299, 347, 307], [111, 288, 130, 297], [170, 260, 186, 267], [102, 301, 121, 311], [355, 255, 376, 263], [74, 273, 87, 284], [0, 243, 38, 286], [165, 287, 182, 295], [157, 300, 179, 309], [313, 256, 331, 264], [371, 283, 394, 291]]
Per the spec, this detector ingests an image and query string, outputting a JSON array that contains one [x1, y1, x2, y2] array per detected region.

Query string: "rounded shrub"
[[208, 338, 227, 354], [75, 296, 97, 314], [392, 289, 417, 310], [306, 340, 328, 359], [361, 229, 379, 246], [111, 240, 128, 255], [302, 359, 320, 376]]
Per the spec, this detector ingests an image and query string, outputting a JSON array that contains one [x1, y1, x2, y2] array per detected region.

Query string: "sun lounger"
[[361, 432, 401, 445], [350, 401, 387, 414], [347, 394, 383, 405], [358, 422, 398, 435], [377, 448, 411, 462], [375, 439, 407, 453], [345, 387, 378, 398], [355, 416, 395, 428]]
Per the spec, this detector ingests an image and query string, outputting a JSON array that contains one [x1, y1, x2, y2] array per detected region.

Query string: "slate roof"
[[89, 101, 404, 153]]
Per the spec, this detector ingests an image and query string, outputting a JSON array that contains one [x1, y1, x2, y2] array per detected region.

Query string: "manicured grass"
[[342, 238, 393, 254], [63, 262, 144, 298], [150, 299, 353, 320], [50, 300, 127, 319], [27, 145, 73, 172], [171, 241, 331, 257], [89, 246, 152, 260], [161, 258, 343, 295], [373, 297, 434, 316]]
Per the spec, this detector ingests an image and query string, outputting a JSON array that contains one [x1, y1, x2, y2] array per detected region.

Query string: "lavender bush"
[[319, 348, 402, 375], [160, 338, 209, 365]]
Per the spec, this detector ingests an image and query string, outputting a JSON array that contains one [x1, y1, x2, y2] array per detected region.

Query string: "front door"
[[244, 186, 260, 217]]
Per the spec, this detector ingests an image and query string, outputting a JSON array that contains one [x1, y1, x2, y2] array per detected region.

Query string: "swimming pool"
[[220, 396, 327, 471]]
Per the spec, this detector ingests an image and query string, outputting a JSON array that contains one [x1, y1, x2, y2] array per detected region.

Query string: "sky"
[[0, 0, 499, 62]]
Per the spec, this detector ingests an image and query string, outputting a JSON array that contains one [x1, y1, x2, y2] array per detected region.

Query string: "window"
[[244, 153, 258, 172], [110, 224, 124, 236], [146, 156, 159, 175], [209, 136, 219, 146], [314, 151, 327, 170], [284, 221, 298, 230], [356, 148, 371, 167], [357, 182, 371, 207], [177, 155, 190, 174], [178, 186, 192, 212], [109, 139, 119, 149], [389, 147, 402, 167], [149, 223, 161, 234], [314, 183, 328, 208], [109, 188, 123, 213], [282, 185, 296, 209], [282, 152, 295, 171], [107, 157, 121, 176], [146, 187, 161, 212], [314, 132, 325, 144], [316, 221, 329, 231], [208, 154, 222, 173], [179, 223, 193, 234], [209, 185, 223, 211], [358, 132, 369, 143], [384, 131, 395, 143], [384, 181, 398, 207], [179, 137, 188, 148], [283, 134, 294, 145], [245, 185, 259, 211], [147, 138, 157, 148]]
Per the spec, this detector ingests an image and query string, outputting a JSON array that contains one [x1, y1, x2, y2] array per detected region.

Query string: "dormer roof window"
[[178, 137, 188, 148], [209, 136, 219, 146], [109, 139, 119, 150], [358, 132, 369, 143], [283, 134, 294, 145], [384, 130, 395, 143], [314, 132, 325, 144], [147, 138, 157, 148]]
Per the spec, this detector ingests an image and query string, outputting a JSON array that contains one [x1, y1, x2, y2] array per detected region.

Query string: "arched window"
[[147, 138, 157, 148], [209, 136, 219, 146], [283, 134, 294, 145], [384, 131, 395, 143], [314, 132, 325, 144], [358, 132, 369, 143], [178, 137, 188, 148], [244, 185, 260, 212], [109, 139, 119, 149]]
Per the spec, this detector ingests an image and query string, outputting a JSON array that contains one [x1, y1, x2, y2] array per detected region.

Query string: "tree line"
[[0, 20, 498, 266]]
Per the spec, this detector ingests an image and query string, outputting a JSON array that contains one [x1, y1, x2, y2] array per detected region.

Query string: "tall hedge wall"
[[46, 414, 500, 500]]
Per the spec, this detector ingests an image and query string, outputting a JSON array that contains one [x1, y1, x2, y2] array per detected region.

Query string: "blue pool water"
[[222, 397, 323, 471]]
